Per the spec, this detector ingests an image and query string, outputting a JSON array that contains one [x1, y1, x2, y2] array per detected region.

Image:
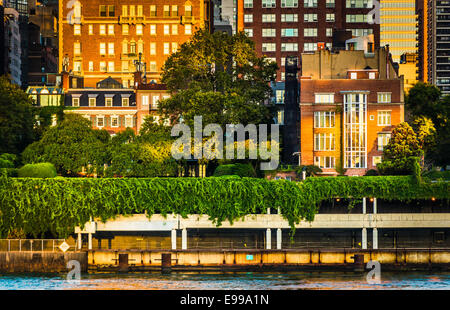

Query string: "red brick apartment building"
[[59, 0, 212, 88], [299, 47, 404, 176], [236, 0, 380, 81]]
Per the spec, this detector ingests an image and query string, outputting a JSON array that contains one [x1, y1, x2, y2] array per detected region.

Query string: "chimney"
[[62, 71, 70, 91], [386, 44, 390, 79]]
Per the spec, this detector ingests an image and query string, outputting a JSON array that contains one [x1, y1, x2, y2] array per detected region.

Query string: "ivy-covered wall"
[[0, 174, 448, 238]]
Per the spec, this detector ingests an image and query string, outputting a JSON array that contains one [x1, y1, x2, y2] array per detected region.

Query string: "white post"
[[77, 233, 82, 250], [266, 229, 271, 250], [88, 233, 92, 250], [373, 198, 377, 214], [362, 228, 367, 249], [171, 229, 177, 250], [182, 228, 187, 250], [267, 208, 270, 215], [302, 170, 306, 180], [277, 228, 282, 250], [362, 197, 367, 214], [373, 228, 378, 249]]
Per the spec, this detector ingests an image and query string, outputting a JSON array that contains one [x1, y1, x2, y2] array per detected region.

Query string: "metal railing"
[[0, 239, 76, 252]]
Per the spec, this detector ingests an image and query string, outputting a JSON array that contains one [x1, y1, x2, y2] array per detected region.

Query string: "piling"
[[161, 253, 172, 274]]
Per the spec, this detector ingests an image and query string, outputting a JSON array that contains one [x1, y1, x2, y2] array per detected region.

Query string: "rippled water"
[[0, 271, 449, 290]]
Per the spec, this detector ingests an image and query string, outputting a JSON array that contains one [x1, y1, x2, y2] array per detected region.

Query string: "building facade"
[[299, 47, 404, 176], [59, 0, 212, 88], [237, 0, 381, 82], [4, 8, 21, 86]]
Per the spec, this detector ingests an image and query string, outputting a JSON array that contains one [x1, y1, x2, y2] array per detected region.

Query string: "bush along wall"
[[0, 173, 448, 238]]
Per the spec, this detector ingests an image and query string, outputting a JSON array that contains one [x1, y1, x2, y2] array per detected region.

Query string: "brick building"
[[58, 0, 212, 88], [299, 47, 404, 176], [237, 0, 380, 82]]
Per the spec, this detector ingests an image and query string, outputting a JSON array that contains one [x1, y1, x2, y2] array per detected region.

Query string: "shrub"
[[213, 163, 257, 178], [0, 168, 18, 177], [365, 169, 379, 176], [0, 158, 14, 168], [18, 163, 57, 178]]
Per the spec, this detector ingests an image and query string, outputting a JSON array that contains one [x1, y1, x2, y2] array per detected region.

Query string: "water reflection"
[[0, 271, 449, 290]]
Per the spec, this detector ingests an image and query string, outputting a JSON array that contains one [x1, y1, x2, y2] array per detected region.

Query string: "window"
[[137, 5, 143, 16], [262, 0, 276, 8], [373, 156, 382, 166], [108, 5, 115, 17], [244, 28, 253, 37], [136, 24, 143, 35], [122, 5, 128, 17], [281, 43, 298, 51], [130, 41, 136, 53], [350, 72, 357, 79], [304, 0, 318, 8], [346, 0, 373, 8], [150, 42, 156, 55], [281, 0, 298, 8], [149, 61, 157, 72], [244, 0, 253, 8], [262, 14, 276, 22], [100, 43, 106, 55], [377, 111, 391, 126], [282, 28, 298, 37], [326, 28, 333, 37], [282, 14, 298, 22], [89, 24, 93, 35], [150, 5, 156, 17], [314, 133, 335, 151], [314, 156, 335, 168], [244, 14, 253, 23], [314, 111, 335, 128], [163, 5, 170, 17], [100, 61, 107, 72], [172, 5, 178, 16], [97, 116, 104, 127], [304, 13, 317, 22], [277, 110, 284, 125], [105, 98, 113, 107], [276, 90, 285, 104], [315, 93, 334, 104], [142, 95, 149, 106], [346, 14, 368, 23], [137, 41, 144, 54], [185, 5, 192, 17], [304, 43, 317, 52], [172, 42, 178, 53], [172, 24, 178, 35], [377, 133, 391, 151], [164, 42, 170, 54], [74, 24, 81, 35], [108, 42, 114, 55], [378, 93, 391, 103], [122, 60, 129, 72], [72, 97, 80, 107], [150, 24, 156, 35], [262, 28, 276, 37], [122, 24, 129, 35], [108, 61, 115, 72], [89, 98, 96, 107], [304, 28, 317, 37], [88, 61, 94, 72], [125, 116, 133, 128], [108, 24, 114, 35], [74, 42, 81, 55], [111, 116, 119, 127], [326, 13, 335, 22], [262, 43, 276, 52], [369, 72, 376, 79], [129, 5, 135, 16], [164, 24, 170, 35], [100, 5, 107, 17], [152, 96, 160, 109], [326, 0, 335, 8], [185, 24, 192, 35], [99, 24, 106, 35], [344, 93, 367, 168], [122, 98, 129, 107], [122, 41, 128, 54]]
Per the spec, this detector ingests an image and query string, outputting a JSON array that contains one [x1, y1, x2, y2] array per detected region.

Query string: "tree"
[[406, 82, 441, 120], [21, 113, 110, 176], [0, 76, 37, 154], [159, 29, 278, 129], [412, 116, 436, 155], [377, 122, 423, 175]]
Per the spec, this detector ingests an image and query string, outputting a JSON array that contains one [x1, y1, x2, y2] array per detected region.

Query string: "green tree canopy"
[[159, 29, 278, 129], [0, 77, 36, 154], [21, 113, 110, 176]]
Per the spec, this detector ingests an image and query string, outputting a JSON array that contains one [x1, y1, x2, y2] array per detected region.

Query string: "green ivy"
[[0, 173, 448, 238]]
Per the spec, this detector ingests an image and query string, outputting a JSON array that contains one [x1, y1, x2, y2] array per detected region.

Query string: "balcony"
[[119, 16, 145, 24]]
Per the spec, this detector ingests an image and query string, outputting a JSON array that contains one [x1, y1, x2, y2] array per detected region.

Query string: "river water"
[[0, 271, 449, 290]]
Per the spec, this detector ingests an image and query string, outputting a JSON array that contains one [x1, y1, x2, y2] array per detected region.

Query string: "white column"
[[182, 228, 187, 250], [171, 229, 177, 250], [77, 233, 82, 250], [302, 171, 306, 180], [373, 228, 378, 249], [362, 228, 367, 249], [267, 208, 271, 215], [277, 228, 282, 250], [88, 233, 92, 250], [362, 197, 367, 214], [266, 229, 271, 250], [373, 198, 377, 214]]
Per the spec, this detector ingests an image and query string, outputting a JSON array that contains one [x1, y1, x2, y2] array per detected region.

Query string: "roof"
[[96, 76, 123, 89]]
